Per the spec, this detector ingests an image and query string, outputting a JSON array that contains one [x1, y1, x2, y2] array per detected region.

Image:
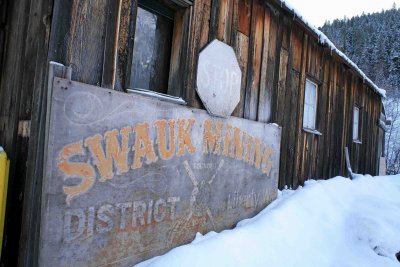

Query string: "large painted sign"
[[39, 78, 281, 266]]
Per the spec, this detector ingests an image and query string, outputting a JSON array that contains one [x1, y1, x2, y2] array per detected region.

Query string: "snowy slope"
[[136, 174, 400, 267]]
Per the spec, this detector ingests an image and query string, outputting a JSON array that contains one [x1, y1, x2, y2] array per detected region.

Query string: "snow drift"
[[136, 174, 400, 267]]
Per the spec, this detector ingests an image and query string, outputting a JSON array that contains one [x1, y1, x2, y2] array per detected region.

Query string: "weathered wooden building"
[[0, 0, 387, 265]]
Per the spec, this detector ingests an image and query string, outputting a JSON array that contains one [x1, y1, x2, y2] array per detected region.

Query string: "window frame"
[[103, 0, 192, 101], [353, 105, 362, 143], [138, 0, 175, 20], [130, 1, 175, 94], [302, 78, 319, 132]]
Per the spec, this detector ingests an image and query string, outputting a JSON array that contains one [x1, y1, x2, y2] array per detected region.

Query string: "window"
[[353, 106, 360, 142], [108, 0, 192, 97], [303, 79, 318, 130], [131, 0, 174, 94]]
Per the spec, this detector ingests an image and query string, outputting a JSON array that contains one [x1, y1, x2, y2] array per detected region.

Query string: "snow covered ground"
[[136, 174, 400, 267]]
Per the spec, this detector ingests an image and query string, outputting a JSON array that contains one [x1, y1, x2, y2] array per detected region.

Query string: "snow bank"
[[279, 0, 386, 98], [136, 174, 400, 267]]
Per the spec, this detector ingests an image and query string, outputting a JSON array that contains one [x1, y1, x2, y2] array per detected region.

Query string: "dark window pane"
[[131, 6, 173, 94]]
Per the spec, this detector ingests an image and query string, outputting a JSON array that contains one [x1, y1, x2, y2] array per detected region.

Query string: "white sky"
[[288, 0, 400, 27]]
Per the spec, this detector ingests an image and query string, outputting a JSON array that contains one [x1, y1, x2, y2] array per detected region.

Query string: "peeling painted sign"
[[39, 78, 281, 266]]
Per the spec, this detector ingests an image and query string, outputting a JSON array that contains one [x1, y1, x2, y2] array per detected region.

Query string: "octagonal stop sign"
[[196, 39, 242, 118]]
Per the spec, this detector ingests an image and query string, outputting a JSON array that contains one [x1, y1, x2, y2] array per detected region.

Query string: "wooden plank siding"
[[243, 0, 264, 120], [38, 0, 383, 188], [0, 0, 384, 264], [0, 0, 53, 265]]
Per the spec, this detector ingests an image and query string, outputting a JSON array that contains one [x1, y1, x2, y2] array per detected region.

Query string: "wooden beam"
[[101, 0, 122, 89]]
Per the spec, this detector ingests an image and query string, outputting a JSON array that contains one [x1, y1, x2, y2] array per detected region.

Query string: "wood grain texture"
[[217, 0, 234, 43], [0, 0, 8, 79], [47, 0, 386, 190], [293, 33, 308, 185], [168, 8, 190, 98], [101, 0, 122, 89], [18, 0, 386, 194], [0, 0, 53, 266], [117, 0, 138, 91], [265, 8, 279, 122], [0, 0, 33, 265], [238, 0, 251, 36], [257, 8, 271, 123], [67, 0, 108, 85], [184, 0, 207, 108], [0, 3, 386, 264], [232, 32, 249, 118], [243, 0, 264, 120]]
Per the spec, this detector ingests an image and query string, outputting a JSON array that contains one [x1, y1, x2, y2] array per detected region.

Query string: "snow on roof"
[[277, 0, 386, 98]]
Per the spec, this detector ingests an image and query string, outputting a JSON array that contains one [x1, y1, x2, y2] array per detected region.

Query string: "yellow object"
[[0, 149, 10, 256]]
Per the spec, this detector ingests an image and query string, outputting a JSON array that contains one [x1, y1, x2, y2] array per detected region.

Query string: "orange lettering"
[[132, 122, 158, 169], [155, 120, 175, 160], [176, 119, 196, 157], [262, 147, 274, 176], [222, 124, 232, 156], [250, 138, 263, 168], [84, 127, 131, 181], [58, 141, 95, 205], [203, 119, 222, 155], [243, 133, 253, 163], [230, 127, 244, 160]]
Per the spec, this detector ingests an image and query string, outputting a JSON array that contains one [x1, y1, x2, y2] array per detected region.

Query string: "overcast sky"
[[288, 0, 400, 27]]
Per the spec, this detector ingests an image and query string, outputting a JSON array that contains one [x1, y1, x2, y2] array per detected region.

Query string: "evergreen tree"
[[320, 6, 400, 98]]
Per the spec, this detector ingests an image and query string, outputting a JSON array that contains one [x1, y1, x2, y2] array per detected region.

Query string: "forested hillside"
[[321, 5, 400, 98], [320, 5, 400, 174]]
